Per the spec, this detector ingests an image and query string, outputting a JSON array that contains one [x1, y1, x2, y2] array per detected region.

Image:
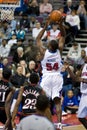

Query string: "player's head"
[[30, 72, 39, 84], [3, 67, 12, 80], [48, 40, 58, 52], [36, 95, 50, 112]]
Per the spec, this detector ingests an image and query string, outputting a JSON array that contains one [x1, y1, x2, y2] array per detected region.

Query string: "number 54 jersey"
[[41, 49, 63, 75], [22, 85, 44, 115]]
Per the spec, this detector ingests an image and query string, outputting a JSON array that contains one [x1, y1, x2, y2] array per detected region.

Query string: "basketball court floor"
[[0, 114, 86, 130], [53, 114, 86, 130]]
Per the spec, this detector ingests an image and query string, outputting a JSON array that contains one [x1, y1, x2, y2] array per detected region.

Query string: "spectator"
[[62, 89, 79, 114], [9, 39, 24, 57], [8, 34, 17, 49], [77, 49, 86, 66], [61, 65, 73, 97], [0, 39, 10, 58], [40, 0, 53, 17], [15, 95, 54, 130], [15, 24, 25, 40], [32, 21, 47, 41], [30, 16, 37, 30], [11, 65, 26, 88], [14, 2, 28, 16], [10, 17, 17, 31], [27, 0, 40, 16], [26, 60, 36, 80], [47, 23, 61, 41], [19, 60, 28, 76], [64, 0, 74, 15], [65, 10, 80, 38], [77, 0, 87, 30], [2, 20, 12, 39], [13, 47, 26, 64], [20, 14, 30, 32], [66, 42, 82, 66]]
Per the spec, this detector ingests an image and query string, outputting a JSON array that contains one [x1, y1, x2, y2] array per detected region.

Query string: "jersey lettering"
[[22, 99, 37, 110], [46, 63, 58, 71], [0, 92, 6, 102]]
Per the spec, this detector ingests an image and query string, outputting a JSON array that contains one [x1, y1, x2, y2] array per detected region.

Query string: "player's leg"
[[54, 97, 62, 122], [52, 75, 63, 130], [77, 94, 87, 129], [79, 118, 87, 129]]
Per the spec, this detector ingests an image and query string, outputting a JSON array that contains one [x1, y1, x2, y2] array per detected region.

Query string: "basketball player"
[[64, 57, 87, 129], [0, 67, 15, 130], [12, 72, 52, 129], [16, 95, 55, 130], [36, 18, 65, 130]]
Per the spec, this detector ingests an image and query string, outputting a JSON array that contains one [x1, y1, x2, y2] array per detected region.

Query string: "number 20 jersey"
[[22, 85, 44, 114], [41, 49, 63, 75]]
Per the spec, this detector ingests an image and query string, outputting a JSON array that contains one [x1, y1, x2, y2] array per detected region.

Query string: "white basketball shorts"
[[40, 74, 63, 100]]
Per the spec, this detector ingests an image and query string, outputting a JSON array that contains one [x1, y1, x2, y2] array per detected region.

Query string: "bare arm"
[[58, 18, 66, 54], [66, 65, 87, 83], [36, 19, 50, 60], [12, 87, 24, 129], [5, 87, 15, 119], [5, 87, 15, 130]]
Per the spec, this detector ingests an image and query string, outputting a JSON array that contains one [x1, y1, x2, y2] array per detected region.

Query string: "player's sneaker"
[[62, 111, 67, 116], [54, 122, 63, 130]]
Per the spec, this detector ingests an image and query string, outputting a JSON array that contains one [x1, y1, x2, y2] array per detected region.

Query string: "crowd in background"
[[0, 0, 87, 117]]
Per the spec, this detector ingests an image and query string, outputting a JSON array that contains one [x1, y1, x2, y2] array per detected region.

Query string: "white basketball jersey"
[[41, 49, 63, 75], [80, 63, 87, 94]]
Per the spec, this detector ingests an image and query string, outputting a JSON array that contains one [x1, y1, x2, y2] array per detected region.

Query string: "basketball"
[[50, 10, 62, 22]]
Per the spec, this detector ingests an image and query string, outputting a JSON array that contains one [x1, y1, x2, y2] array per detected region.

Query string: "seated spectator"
[[20, 14, 30, 32], [47, 23, 61, 41], [19, 60, 28, 77], [0, 39, 10, 58], [30, 16, 37, 30], [26, 60, 36, 80], [62, 89, 79, 114], [66, 42, 82, 67], [13, 47, 26, 64], [61, 65, 73, 97], [40, 0, 53, 17], [8, 34, 17, 49], [2, 20, 12, 39], [15, 24, 26, 40], [32, 21, 47, 41], [64, 0, 74, 15], [77, 0, 87, 30], [27, 0, 40, 16], [9, 39, 24, 57], [14, 2, 28, 16], [77, 49, 86, 66], [11, 65, 26, 88], [10, 17, 17, 31], [65, 10, 80, 38]]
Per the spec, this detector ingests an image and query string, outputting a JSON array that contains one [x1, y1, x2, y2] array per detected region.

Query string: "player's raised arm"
[[36, 19, 50, 60], [12, 87, 24, 129], [57, 18, 66, 54]]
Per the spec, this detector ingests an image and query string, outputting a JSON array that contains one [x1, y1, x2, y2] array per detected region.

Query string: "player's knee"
[[53, 97, 61, 104]]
